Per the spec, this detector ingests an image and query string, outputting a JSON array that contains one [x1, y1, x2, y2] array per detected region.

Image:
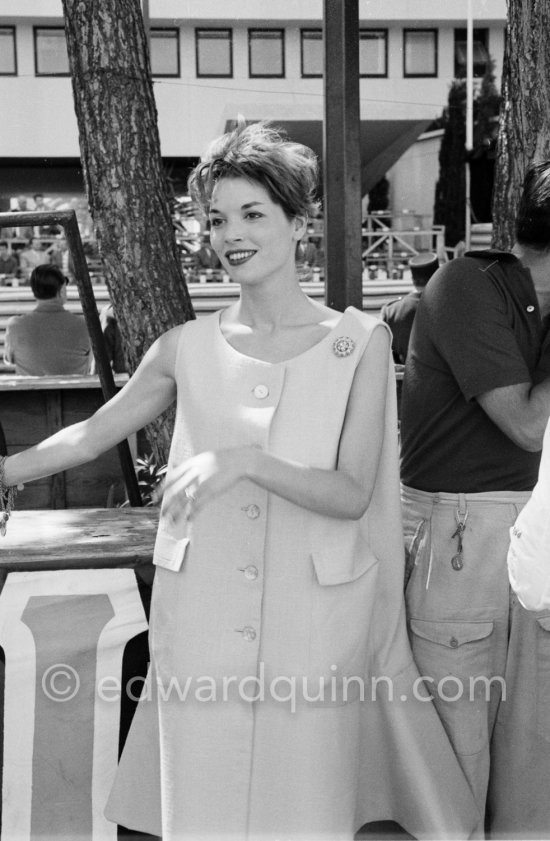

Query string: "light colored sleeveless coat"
[[106, 307, 480, 840]]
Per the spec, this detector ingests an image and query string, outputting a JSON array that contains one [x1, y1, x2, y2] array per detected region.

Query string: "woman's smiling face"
[[208, 177, 305, 286]]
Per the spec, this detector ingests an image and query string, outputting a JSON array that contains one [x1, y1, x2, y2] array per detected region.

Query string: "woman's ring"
[[184, 488, 196, 503]]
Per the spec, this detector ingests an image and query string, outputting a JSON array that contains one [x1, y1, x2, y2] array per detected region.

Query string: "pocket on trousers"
[[535, 615, 550, 740], [409, 618, 495, 756]]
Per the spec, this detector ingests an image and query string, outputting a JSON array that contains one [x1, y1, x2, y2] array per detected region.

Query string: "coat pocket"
[[310, 517, 378, 586], [409, 619, 495, 756], [307, 520, 379, 703], [152, 529, 191, 572]]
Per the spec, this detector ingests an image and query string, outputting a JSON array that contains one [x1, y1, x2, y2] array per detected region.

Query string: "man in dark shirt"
[[400, 162, 550, 836], [380, 252, 438, 363]]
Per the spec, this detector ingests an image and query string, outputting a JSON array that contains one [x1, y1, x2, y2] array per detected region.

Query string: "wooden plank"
[[0, 374, 129, 392], [0, 508, 158, 568], [323, 0, 363, 311]]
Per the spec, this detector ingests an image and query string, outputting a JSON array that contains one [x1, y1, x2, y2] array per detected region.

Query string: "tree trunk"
[[492, 0, 550, 249], [61, 0, 195, 463]]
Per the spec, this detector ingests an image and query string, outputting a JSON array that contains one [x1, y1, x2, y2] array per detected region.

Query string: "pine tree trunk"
[[492, 0, 550, 249], [61, 0, 194, 463]]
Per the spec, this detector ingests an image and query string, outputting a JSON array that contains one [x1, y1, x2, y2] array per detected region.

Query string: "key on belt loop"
[[451, 497, 468, 571]]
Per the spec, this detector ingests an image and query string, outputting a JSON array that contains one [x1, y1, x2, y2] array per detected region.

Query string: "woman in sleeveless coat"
[[2, 123, 480, 840]]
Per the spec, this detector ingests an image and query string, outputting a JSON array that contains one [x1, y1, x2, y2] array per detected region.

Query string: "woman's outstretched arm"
[[164, 325, 390, 522], [3, 326, 182, 487]]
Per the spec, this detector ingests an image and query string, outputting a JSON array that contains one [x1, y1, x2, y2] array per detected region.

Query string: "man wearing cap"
[[380, 252, 439, 363], [400, 162, 550, 835]]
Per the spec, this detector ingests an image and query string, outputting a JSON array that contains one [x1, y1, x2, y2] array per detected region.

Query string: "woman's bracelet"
[[0, 456, 19, 537]]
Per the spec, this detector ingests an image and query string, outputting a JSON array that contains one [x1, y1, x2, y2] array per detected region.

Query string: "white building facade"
[[0, 0, 506, 220]]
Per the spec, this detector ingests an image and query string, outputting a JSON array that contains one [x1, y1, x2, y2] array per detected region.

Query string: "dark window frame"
[[33, 25, 70, 77], [248, 28, 285, 78], [403, 28, 438, 78], [0, 26, 17, 76], [195, 28, 233, 78], [454, 27, 489, 78], [359, 28, 388, 78], [150, 27, 180, 78], [300, 28, 322, 78]]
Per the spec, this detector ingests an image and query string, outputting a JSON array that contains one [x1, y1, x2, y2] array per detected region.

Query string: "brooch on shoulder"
[[332, 336, 355, 358]]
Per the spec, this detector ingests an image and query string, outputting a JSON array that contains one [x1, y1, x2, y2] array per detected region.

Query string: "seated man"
[[380, 252, 439, 363], [0, 242, 18, 280], [18, 237, 45, 282], [4, 265, 92, 376]]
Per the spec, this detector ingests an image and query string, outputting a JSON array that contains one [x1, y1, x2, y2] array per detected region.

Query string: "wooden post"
[[0, 209, 142, 506], [0, 419, 7, 456], [323, 0, 363, 311]]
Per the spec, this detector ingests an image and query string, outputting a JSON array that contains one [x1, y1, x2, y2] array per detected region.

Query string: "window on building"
[[150, 28, 180, 77], [454, 28, 489, 78], [360, 29, 387, 77], [403, 29, 438, 77], [196, 29, 233, 77], [249, 29, 285, 78], [0, 27, 17, 75], [34, 27, 70, 76], [301, 29, 322, 77]]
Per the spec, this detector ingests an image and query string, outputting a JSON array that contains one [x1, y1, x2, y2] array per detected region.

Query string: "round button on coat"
[[245, 504, 261, 519], [244, 565, 259, 580], [527, 305, 535, 313], [253, 384, 269, 399], [450, 637, 459, 648], [242, 626, 257, 641]]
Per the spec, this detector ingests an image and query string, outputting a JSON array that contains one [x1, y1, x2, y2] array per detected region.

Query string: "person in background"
[[298, 237, 319, 269], [0, 241, 18, 280], [380, 252, 439, 363], [399, 161, 550, 837], [195, 238, 221, 271], [46, 238, 70, 274], [508, 416, 550, 610], [4, 264, 91, 376], [14, 196, 34, 240], [18, 237, 45, 282], [33, 193, 61, 236]]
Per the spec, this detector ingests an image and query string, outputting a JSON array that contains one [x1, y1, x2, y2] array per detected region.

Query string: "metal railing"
[[361, 213, 446, 278]]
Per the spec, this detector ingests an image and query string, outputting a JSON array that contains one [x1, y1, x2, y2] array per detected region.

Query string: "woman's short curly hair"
[[188, 120, 319, 220]]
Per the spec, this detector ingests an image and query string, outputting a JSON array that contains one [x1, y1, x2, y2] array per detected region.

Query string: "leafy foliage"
[[121, 453, 167, 507]]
